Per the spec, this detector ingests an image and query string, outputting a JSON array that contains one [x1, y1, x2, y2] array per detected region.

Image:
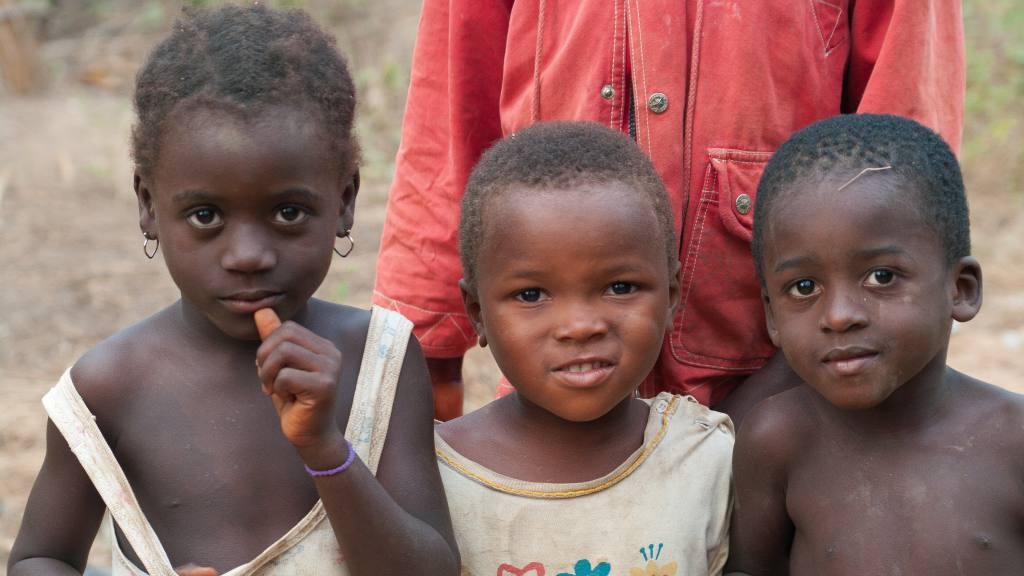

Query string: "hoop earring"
[[334, 230, 354, 258], [143, 234, 159, 259]]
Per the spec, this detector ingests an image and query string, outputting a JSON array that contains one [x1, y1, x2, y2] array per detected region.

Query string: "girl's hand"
[[255, 314, 344, 452]]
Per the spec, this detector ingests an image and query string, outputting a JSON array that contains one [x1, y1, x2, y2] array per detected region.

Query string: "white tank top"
[[42, 306, 412, 576], [435, 393, 734, 576]]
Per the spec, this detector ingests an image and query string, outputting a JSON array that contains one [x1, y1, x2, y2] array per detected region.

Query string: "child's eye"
[[186, 208, 222, 229], [515, 288, 546, 303], [865, 268, 896, 286], [607, 282, 637, 295], [788, 278, 819, 298], [273, 206, 309, 225]]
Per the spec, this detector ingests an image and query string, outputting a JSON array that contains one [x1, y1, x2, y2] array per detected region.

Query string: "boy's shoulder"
[[737, 385, 817, 437], [737, 373, 1024, 459], [949, 371, 1024, 449], [733, 386, 819, 468], [954, 369, 1024, 409]]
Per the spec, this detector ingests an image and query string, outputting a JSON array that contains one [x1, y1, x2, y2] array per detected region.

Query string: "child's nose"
[[221, 223, 277, 273], [819, 287, 869, 333], [553, 300, 609, 342]]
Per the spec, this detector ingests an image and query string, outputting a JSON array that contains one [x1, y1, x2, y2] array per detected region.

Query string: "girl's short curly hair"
[[132, 4, 358, 179]]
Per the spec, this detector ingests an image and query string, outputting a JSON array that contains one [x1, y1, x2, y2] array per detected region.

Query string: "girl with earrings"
[[9, 6, 457, 576]]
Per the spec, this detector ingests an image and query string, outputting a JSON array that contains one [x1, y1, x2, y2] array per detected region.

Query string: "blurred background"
[[0, 0, 1021, 570]]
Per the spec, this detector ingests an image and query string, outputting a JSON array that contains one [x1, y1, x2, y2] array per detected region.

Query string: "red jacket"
[[374, 0, 964, 406]]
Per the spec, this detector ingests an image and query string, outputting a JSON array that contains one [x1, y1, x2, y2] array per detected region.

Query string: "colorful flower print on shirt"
[[557, 559, 611, 576]]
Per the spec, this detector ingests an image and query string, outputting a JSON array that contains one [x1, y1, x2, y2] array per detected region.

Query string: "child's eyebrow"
[[773, 256, 816, 274], [598, 261, 658, 277], [172, 189, 216, 204], [499, 266, 547, 280], [268, 188, 320, 203], [854, 245, 911, 260], [170, 187, 320, 204], [773, 245, 912, 274]]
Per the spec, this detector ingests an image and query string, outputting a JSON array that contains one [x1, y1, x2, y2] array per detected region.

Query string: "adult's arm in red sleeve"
[[373, 0, 513, 359], [843, 0, 964, 153]]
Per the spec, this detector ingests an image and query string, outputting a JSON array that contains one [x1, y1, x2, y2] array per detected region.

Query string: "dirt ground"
[[1, 1, 1022, 571]]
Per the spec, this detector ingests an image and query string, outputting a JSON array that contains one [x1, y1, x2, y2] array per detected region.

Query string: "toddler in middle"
[[435, 122, 734, 575]]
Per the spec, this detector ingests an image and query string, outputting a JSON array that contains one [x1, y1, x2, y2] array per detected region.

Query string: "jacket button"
[[647, 92, 668, 113], [600, 84, 615, 100], [735, 193, 752, 215]]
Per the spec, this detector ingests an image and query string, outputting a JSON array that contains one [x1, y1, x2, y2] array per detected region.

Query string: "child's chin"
[[815, 384, 898, 412], [207, 315, 263, 342], [544, 398, 623, 423]]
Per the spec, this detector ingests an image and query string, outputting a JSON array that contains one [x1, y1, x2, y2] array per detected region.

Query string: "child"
[[726, 114, 1024, 575], [435, 122, 734, 575], [8, 6, 458, 576]]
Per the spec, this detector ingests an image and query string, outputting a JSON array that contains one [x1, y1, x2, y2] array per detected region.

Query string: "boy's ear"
[[134, 171, 156, 236], [950, 256, 982, 322], [337, 168, 360, 235], [762, 289, 782, 348], [459, 278, 487, 348]]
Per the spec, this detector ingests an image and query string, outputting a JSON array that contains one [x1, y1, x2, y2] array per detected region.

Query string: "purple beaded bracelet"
[[304, 439, 356, 477]]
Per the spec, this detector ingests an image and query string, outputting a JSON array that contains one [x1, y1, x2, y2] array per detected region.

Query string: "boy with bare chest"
[[725, 114, 1024, 576]]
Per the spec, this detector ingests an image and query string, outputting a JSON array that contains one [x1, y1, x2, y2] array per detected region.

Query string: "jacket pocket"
[[670, 149, 776, 371], [810, 0, 849, 55]]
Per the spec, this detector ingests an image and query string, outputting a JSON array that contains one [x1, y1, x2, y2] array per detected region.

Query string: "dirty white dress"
[[42, 307, 411, 576], [435, 393, 734, 576]]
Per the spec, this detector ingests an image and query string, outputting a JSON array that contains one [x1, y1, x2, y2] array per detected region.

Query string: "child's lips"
[[220, 291, 283, 314], [551, 359, 615, 389], [822, 346, 880, 376]]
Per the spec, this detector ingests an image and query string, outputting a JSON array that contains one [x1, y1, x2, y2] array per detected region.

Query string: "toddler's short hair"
[[752, 114, 969, 281], [459, 122, 676, 289], [132, 4, 358, 178]]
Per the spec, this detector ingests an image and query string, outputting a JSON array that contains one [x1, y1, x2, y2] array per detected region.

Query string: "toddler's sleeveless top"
[[42, 306, 412, 576], [435, 393, 734, 576]]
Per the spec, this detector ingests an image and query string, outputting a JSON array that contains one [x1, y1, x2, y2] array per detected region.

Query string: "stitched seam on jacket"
[[373, 290, 470, 318], [610, 0, 619, 128], [824, 3, 844, 56], [682, 0, 706, 230], [532, 0, 546, 121], [809, 0, 844, 57], [671, 169, 768, 370], [631, 0, 652, 151], [618, 0, 628, 128], [674, 183, 716, 354], [625, 0, 639, 145]]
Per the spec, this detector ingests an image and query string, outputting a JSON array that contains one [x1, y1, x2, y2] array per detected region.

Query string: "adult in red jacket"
[[374, 0, 964, 421]]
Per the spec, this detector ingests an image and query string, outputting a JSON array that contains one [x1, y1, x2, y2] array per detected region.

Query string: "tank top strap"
[[39, 308, 412, 575], [42, 369, 178, 576], [344, 306, 412, 475]]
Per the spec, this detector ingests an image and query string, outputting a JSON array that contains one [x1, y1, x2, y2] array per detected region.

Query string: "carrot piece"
[[254, 308, 281, 340]]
